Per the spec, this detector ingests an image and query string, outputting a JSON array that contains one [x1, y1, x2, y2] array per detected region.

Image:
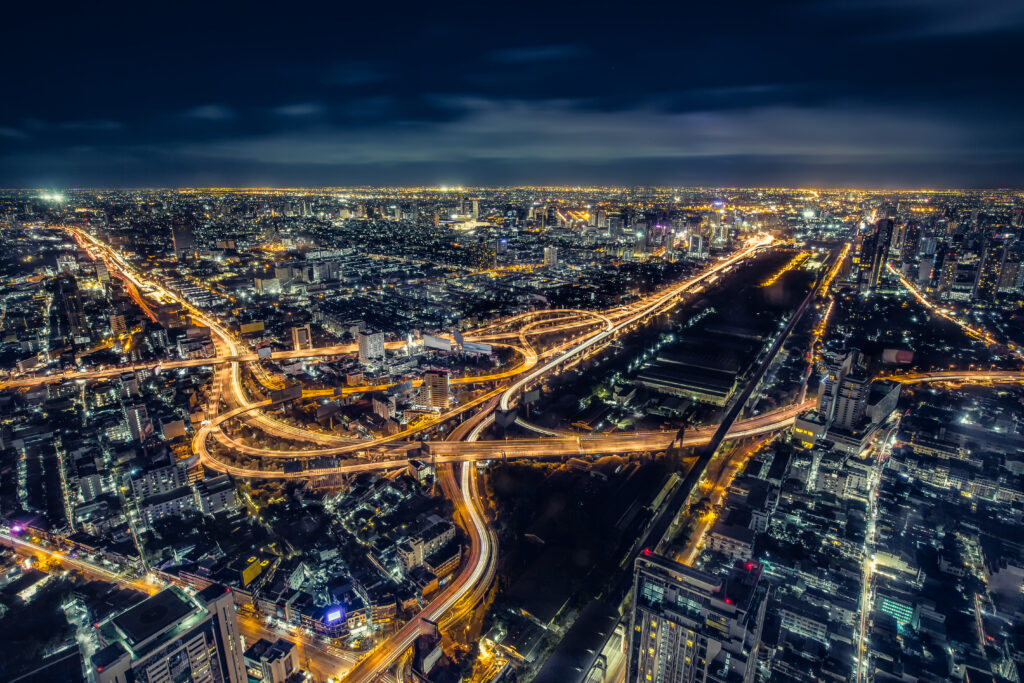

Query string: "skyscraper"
[[91, 585, 246, 683], [867, 217, 895, 289], [627, 553, 767, 683], [172, 222, 195, 261], [937, 242, 959, 295], [973, 238, 1005, 302], [544, 246, 558, 268], [818, 349, 868, 431]]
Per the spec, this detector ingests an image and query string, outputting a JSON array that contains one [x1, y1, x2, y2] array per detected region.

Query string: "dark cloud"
[[489, 44, 587, 64], [0, 1, 1021, 187], [182, 105, 237, 121]]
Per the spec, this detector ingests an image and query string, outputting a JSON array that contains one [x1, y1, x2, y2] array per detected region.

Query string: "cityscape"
[[0, 188, 1023, 683], [2, 2, 1024, 683]]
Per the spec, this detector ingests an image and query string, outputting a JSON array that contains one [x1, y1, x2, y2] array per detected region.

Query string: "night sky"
[[3, 1, 1023, 188]]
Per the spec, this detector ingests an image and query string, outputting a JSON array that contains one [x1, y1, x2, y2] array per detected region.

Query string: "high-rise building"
[[998, 246, 1022, 293], [899, 222, 920, 264], [833, 370, 870, 431], [357, 331, 385, 364], [91, 585, 246, 683], [937, 243, 959, 295], [973, 238, 1005, 302], [291, 324, 312, 351], [818, 349, 867, 429], [687, 234, 708, 260], [420, 371, 450, 409], [867, 217, 895, 289], [472, 199, 480, 221], [543, 246, 558, 268], [171, 223, 195, 261], [627, 553, 767, 683]]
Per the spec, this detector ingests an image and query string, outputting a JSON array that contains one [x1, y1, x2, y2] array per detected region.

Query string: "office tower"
[[973, 238, 1005, 302], [917, 256, 933, 286], [472, 199, 480, 221], [636, 231, 648, 254], [900, 222, 920, 264], [358, 331, 385, 363], [856, 231, 877, 290], [420, 371, 450, 409], [96, 260, 110, 285], [110, 313, 127, 336], [628, 553, 767, 683], [665, 231, 678, 259], [937, 243, 959, 295], [91, 585, 246, 683], [544, 246, 558, 268], [817, 349, 866, 427], [688, 234, 708, 260], [833, 370, 870, 431], [291, 324, 312, 351], [171, 223, 195, 261], [999, 246, 1022, 293], [867, 217, 895, 289]]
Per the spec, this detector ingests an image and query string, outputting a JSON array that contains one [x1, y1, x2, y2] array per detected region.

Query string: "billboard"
[[461, 341, 492, 355], [257, 345, 273, 359], [423, 334, 452, 352], [881, 348, 914, 365], [326, 608, 343, 623], [239, 321, 265, 334], [269, 384, 302, 404]]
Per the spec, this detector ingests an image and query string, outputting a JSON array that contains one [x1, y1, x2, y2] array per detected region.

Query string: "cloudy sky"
[[2, 0, 1023, 187]]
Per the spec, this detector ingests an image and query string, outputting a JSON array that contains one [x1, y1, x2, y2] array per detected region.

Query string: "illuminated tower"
[[172, 222, 195, 261], [973, 238, 1005, 302], [867, 218, 895, 289]]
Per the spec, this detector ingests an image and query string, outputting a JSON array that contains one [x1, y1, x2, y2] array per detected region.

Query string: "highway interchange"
[[8, 227, 1024, 682]]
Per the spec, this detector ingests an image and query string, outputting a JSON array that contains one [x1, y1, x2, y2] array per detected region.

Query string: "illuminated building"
[[420, 371, 450, 409], [357, 330, 385, 363], [171, 222, 195, 261], [627, 553, 767, 683], [972, 237, 1005, 302], [544, 246, 559, 268], [867, 217, 894, 289], [91, 585, 246, 683], [688, 234, 708, 260]]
